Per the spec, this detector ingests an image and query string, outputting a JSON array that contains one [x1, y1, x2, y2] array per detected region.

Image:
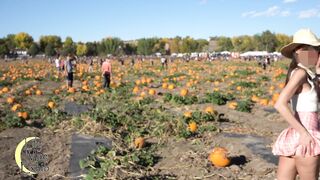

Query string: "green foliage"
[[0, 38, 9, 58], [45, 43, 56, 57], [28, 43, 40, 57], [39, 35, 62, 53], [80, 145, 158, 179], [171, 95, 198, 105], [137, 38, 158, 55], [100, 37, 123, 56], [62, 37, 76, 55], [76, 43, 88, 57], [233, 81, 257, 88], [216, 36, 234, 51], [204, 92, 232, 105], [3, 113, 23, 127], [14, 32, 34, 50], [234, 69, 256, 76], [235, 99, 253, 113]]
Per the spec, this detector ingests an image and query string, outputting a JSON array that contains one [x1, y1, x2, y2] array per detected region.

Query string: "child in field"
[[272, 29, 320, 180]]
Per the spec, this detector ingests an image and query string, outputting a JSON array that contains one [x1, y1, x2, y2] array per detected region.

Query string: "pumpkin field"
[[0, 58, 290, 179]]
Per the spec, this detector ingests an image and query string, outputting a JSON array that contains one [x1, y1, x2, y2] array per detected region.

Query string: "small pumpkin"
[[188, 121, 197, 133], [180, 89, 189, 97], [184, 111, 192, 118], [35, 90, 43, 95], [134, 137, 145, 149], [7, 97, 15, 104], [48, 101, 55, 109], [148, 89, 156, 95]]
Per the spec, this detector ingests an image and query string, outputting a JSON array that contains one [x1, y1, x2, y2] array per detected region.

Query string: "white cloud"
[[283, 0, 297, 3], [242, 6, 290, 18], [298, 9, 319, 18]]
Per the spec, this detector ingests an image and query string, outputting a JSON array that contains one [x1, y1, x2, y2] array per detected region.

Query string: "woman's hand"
[[299, 130, 314, 156]]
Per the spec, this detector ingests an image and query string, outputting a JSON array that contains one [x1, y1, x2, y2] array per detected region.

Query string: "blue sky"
[[0, 0, 320, 42]]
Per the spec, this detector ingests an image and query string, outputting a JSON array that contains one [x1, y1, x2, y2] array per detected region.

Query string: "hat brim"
[[280, 42, 320, 59]]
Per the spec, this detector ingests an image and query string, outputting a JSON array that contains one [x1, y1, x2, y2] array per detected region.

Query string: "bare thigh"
[[277, 156, 297, 180], [295, 155, 319, 180]]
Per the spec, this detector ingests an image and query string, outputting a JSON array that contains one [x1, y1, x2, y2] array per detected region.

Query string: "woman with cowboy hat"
[[272, 28, 320, 180]]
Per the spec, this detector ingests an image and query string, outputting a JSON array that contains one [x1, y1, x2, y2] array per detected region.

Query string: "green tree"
[[0, 38, 9, 58], [85, 42, 98, 56], [39, 35, 62, 53], [123, 43, 137, 55], [260, 30, 278, 52], [14, 32, 33, 50], [45, 43, 56, 57], [276, 34, 292, 51], [216, 36, 233, 51], [76, 43, 88, 56], [101, 37, 123, 56], [168, 36, 181, 53], [62, 37, 76, 55], [28, 43, 40, 57], [5, 34, 16, 52], [137, 38, 157, 55], [180, 37, 199, 53], [196, 39, 209, 52], [232, 36, 254, 52]]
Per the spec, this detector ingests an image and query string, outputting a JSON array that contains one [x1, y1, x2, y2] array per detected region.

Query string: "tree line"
[[0, 30, 292, 58]]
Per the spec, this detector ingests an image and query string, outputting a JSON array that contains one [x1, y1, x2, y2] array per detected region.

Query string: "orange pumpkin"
[[21, 112, 28, 120], [134, 137, 145, 149], [2, 87, 9, 93], [208, 147, 230, 167], [259, 99, 269, 106], [228, 102, 238, 110], [148, 89, 156, 95], [162, 83, 168, 89], [7, 97, 15, 104], [132, 86, 139, 94], [11, 104, 22, 112], [25, 90, 32, 95], [68, 87, 76, 93], [35, 90, 43, 95], [188, 122, 197, 133], [180, 89, 189, 97], [205, 106, 217, 115], [48, 101, 55, 109], [168, 84, 175, 90], [184, 111, 192, 118]]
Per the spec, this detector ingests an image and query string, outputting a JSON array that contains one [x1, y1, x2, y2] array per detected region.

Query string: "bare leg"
[[295, 155, 319, 180], [277, 156, 297, 180]]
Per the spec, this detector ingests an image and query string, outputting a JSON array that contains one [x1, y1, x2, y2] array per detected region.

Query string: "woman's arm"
[[274, 68, 308, 134]]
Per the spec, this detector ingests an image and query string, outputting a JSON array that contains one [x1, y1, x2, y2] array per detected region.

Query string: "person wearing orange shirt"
[[101, 58, 112, 89]]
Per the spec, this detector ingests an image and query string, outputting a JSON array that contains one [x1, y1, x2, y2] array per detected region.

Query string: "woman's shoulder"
[[289, 67, 308, 82]]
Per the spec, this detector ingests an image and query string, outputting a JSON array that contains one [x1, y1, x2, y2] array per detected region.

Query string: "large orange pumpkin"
[[208, 147, 230, 167]]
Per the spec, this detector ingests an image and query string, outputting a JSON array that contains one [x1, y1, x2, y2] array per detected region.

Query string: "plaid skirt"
[[272, 111, 320, 157]]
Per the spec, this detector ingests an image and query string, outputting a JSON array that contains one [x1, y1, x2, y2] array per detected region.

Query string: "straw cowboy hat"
[[280, 28, 320, 59]]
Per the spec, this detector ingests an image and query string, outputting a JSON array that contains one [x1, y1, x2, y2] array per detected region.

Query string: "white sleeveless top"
[[290, 65, 318, 112]]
